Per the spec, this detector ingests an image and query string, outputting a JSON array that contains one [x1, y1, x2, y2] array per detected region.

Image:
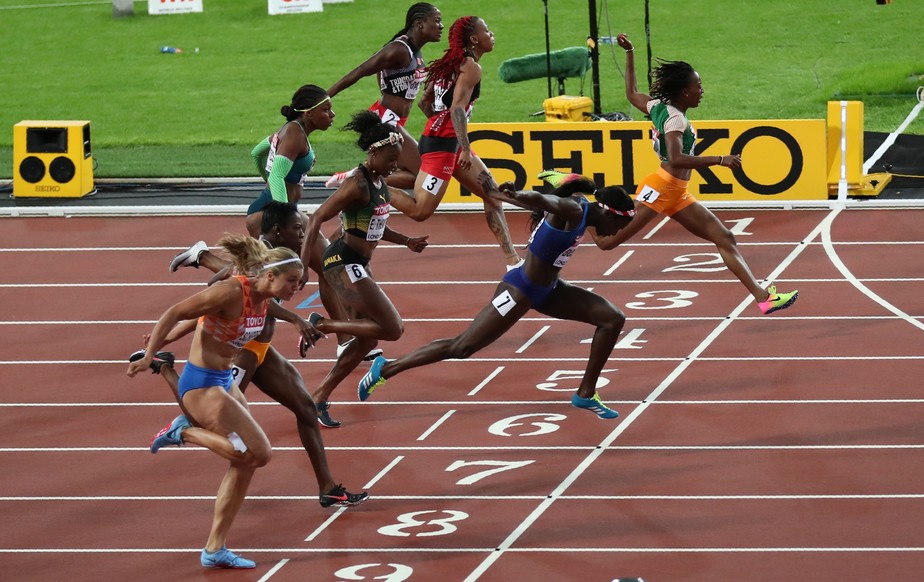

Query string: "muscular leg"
[[159, 365, 198, 424], [311, 271, 400, 404], [205, 464, 255, 553], [182, 387, 271, 553], [315, 270, 403, 341], [380, 283, 531, 380], [302, 216, 351, 345], [312, 335, 379, 404], [535, 282, 626, 399], [385, 125, 420, 190], [252, 347, 337, 492], [453, 157, 521, 266], [671, 202, 769, 301], [389, 171, 448, 221]]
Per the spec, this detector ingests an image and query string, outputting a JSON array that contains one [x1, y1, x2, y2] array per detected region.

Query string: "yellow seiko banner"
[[443, 120, 827, 202]]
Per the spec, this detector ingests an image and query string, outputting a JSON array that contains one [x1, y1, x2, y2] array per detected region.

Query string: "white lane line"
[[819, 208, 924, 332], [303, 458, 404, 542], [258, 559, 289, 582], [464, 209, 830, 581], [3, 276, 924, 290], [7, 354, 924, 367], [364, 456, 404, 489], [516, 326, 549, 353], [3, 493, 922, 502], [304, 508, 347, 542], [603, 250, 635, 276], [468, 367, 505, 397], [6, 444, 924, 454], [417, 410, 455, 441], [863, 89, 924, 174], [2, 313, 922, 326], [643, 216, 672, 239], [0, 1, 110, 9], [2, 546, 919, 554]]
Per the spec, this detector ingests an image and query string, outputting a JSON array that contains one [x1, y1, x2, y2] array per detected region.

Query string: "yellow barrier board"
[[443, 119, 827, 202]]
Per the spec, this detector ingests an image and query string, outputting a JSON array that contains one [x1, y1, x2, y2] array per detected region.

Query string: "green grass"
[[1, 0, 922, 178]]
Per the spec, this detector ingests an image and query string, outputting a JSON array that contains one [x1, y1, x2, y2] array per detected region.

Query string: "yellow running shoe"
[[537, 169, 571, 188], [758, 285, 799, 314]]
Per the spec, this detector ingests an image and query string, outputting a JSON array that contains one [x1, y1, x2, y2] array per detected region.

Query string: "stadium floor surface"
[[1, 207, 923, 581]]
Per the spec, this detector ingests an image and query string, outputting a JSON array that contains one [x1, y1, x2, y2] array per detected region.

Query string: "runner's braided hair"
[[280, 84, 329, 122], [343, 110, 398, 152], [426, 15, 478, 86], [390, 2, 438, 42], [649, 59, 696, 102]]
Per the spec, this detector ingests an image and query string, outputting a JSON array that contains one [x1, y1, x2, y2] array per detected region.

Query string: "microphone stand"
[[544, 0, 552, 99]]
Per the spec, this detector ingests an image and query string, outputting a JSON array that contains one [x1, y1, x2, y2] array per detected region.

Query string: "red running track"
[[1, 207, 923, 581]]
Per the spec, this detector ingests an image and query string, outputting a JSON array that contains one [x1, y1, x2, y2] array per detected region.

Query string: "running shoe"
[[757, 285, 799, 315], [505, 257, 525, 272], [536, 170, 580, 188], [336, 339, 384, 361], [319, 484, 369, 508], [316, 401, 341, 428], [168, 240, 208, 272], [150, 414, 190, 453], [571, 393, 619, 419], [358, 355, 388, 402], [324, 170, 353, 189], [128, 350, 175, 375], [299, 312, 325, 357], [200, 546, 255, 569]]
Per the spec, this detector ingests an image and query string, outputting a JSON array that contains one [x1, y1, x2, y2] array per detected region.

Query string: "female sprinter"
[[134, 202, 367, 508], [325, 3, 443, 189], [302, 110, 429, 428], [387, 15, 522, 270], [604, 33, 797, 315], [127, 236, 303, 569], [358, 175, 636, 420]]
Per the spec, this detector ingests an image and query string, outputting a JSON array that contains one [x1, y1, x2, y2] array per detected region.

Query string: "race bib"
[[491, 290, 516, 316], [636, 185, 661, 204], [346, 263, 369, 284], [366, 204, 389, 241], [379, 107, 401, 126], [421, 173, 445, 196]]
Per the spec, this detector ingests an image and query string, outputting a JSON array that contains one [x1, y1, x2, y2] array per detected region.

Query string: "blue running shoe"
[[571, 393, 619, 419], [200, 546, 255, 569], [358, 356, 388, 402], [150, 415, 190, 453], [316, 401, 341, 428]]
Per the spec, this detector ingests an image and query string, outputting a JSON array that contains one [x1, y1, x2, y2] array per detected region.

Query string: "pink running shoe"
[[325, 170, 353, 189], [758, 285, 799, 314]]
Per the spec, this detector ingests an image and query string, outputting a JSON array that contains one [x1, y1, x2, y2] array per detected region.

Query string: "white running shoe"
[[337, 339, 384, 361], [169, 241, 209, 272], [505, 258, 525, 272], [325, 170, 354, 189]]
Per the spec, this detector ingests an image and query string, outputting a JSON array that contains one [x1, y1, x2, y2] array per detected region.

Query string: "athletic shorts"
[[418, 135, 460, 182], [177, 362, 234, 399], [502, 266, 557, 309], [634, 167, 697, 216], [247, 187, 274, 216], [322, 237, 370, 272], [369, 101, 408, 127], [242, 340, 271, 367]]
